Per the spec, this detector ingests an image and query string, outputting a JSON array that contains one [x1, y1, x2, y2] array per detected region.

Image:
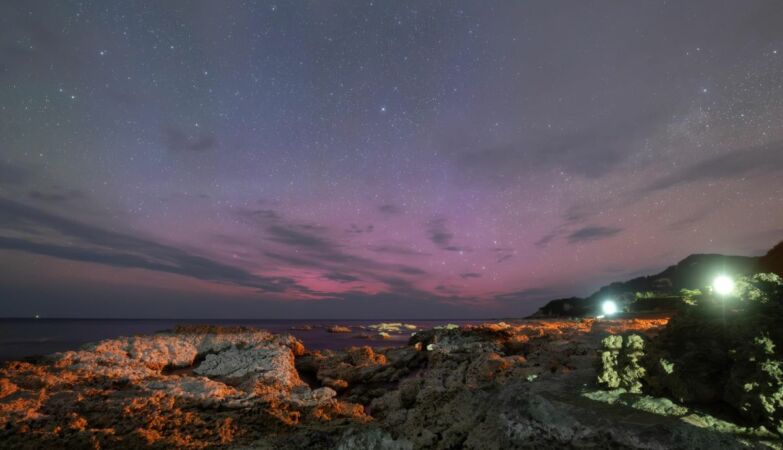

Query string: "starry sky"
[[1, 1, 782, 319]]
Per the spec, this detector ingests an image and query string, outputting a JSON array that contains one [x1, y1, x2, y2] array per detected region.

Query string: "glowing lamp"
[[713, 275, 735, 296], [601, 300, 618, 316]]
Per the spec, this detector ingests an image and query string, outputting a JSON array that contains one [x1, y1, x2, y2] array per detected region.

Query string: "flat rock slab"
[[194, 344, 302, 390]]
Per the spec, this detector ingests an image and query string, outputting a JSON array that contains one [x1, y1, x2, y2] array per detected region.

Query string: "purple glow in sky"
[[1, 1, 782, 318]]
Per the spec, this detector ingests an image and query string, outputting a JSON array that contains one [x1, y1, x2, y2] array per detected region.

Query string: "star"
[[2, 0, 782, 320]]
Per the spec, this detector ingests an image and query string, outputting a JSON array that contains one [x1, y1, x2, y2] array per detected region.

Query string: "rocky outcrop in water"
[[326, 325, 353, 334], [0, 325, 367, 449]]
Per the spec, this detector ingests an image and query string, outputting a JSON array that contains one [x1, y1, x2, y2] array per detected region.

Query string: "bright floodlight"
[[601, 300, 618, 316], [713, 275, 735, 296]]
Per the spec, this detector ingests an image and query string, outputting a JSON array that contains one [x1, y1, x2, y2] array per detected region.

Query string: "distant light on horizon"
[[713, 275, 736, 296]]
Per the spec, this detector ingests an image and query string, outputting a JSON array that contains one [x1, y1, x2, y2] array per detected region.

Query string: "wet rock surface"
[[1, 318, 777, 449]]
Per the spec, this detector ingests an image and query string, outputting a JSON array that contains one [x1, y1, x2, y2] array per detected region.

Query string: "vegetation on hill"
[[598, 273, 783, 434], [530, 240, 783, 318]]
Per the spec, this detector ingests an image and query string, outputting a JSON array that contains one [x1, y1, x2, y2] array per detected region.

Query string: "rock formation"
[[1, 317, 778, 448], [0, 325, 367, 449], [326, 325, 353, 333]]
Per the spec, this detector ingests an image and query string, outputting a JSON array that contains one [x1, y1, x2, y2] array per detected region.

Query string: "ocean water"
[[0, 318, 485, 361]]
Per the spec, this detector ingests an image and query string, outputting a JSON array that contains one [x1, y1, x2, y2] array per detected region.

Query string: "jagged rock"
[[434, 323, 460, 330], [367, 323, 418, 334], [194, 344, 303, 394], [314, 346, 388, 388], [327, 325, 353, 333], [143, 377, 243, 403], [50, 328, 304, 380], [322, 377, 349, 390], [0, 326, 369, 449], [0, 379, 18, 398], [336, 427, 413, 450], [289, 386, 337, 407], [2, 318, 775, 449]]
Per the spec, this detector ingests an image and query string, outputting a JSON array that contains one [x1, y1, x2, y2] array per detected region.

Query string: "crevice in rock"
[[161, 364, 196, 376], [161, 352, 209, 376], [192, 352, 209, 367], [294, 356, 322, 390]]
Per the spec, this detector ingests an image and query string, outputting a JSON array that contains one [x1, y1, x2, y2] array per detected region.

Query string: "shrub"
[[597, 334, 646, 393], [599, 273, 783, 433]]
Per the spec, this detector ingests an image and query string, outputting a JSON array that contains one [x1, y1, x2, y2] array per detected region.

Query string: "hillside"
[[529, 240, 783, 318]]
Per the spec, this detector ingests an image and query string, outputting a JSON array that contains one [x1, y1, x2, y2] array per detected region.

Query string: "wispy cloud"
[[667, 207, 714, 231], [534, 231, 560, 248], [454, 108, 668, 181], [236, 207, 431, 290], [265, 224, 336, 253], [367, 244, 430, 257], [427, 218, 468, 252], [322, 272, 361, 283], [643, 141, 783, 193], [29, 188, 85, 204], [346, 223, 374, 234], [0, 197, 303, 293], [459, 272, 481, 279], [567, 226, 622, 244]]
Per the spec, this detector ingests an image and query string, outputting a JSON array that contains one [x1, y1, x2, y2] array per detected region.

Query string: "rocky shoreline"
[[0, 319, 778, 449]]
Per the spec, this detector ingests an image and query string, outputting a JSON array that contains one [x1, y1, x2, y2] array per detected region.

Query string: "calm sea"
[[0, 318, 486, 362]]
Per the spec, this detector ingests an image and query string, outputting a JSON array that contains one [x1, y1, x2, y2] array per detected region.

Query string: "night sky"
[[1, 1, 782, 319]]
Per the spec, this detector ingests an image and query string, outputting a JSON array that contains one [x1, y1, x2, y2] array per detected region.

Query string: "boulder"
[[194, 344, 303, 393], [327, 325, 353, 333]]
